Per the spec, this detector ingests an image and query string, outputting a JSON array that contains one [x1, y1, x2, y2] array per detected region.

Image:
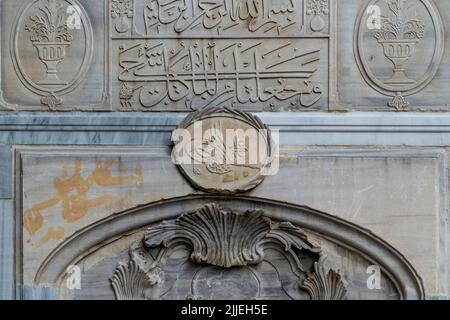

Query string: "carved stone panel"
[[172, 107, 276, 194], [53, 203, 413, 300], [110, 204, 347, 300], [3, 0, 450, 111], [335, 0, 450, 111]]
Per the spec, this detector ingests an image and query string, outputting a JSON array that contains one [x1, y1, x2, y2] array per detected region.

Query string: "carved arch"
[[33, 195, 425, 300], [111, 203, 347, 300]]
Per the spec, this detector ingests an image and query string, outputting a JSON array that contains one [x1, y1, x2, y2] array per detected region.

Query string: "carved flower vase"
[[33, 42, 71, 85], [378, 39, 418, 84]]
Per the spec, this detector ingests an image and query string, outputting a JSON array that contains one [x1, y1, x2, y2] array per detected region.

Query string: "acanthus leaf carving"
[[266, 220, 321, 253], [113, 0, 327, 111]]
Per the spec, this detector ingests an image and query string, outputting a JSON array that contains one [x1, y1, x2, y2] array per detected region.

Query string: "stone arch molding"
[[33, 196, 425, 300]]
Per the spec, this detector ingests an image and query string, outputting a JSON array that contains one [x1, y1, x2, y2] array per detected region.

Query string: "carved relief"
[[10, 0, 94, 109], [3, 1, 450, 111], [37, 196, 424, 299], [299, 255, 347, 300], [110, 204, 348, 300], [111, 0, 134, 34], [355, 0, 444, 111], [23, 158, 143, 248], [117, 39, 324, 111], [172, 107, 277, 193], [373, 1, 425, 86], [138, 0, 316, 37], [112, 0, 329, 111], [25, 0, 74, 86], [111, 255, 161, 300], [306, 0, 329, 32]]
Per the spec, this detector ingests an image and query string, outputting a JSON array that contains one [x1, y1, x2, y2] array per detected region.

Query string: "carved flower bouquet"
[[374, 0, 425, 84], [25, 0, 73, 85]]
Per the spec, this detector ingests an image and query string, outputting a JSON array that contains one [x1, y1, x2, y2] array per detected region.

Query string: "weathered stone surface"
[[15, 146, 443, 299], [253, 148, 446, 297], [1, 0, 450, 112], [1, 0, 109, 111], [107, 204, 347, 300], [0, 200, 14, 300], [0, 146, 12, 199]]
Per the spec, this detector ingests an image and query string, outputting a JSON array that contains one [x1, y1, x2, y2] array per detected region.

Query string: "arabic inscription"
[[112, 0, 330, 111]]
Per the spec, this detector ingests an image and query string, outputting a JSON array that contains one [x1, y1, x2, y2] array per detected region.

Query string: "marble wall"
[[1, 0, 450, 112]]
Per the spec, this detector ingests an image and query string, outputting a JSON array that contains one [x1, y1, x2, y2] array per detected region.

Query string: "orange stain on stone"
[[24, 158, 144, 236]]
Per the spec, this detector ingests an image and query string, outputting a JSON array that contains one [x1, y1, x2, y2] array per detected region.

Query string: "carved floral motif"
[[25, 0, 74, 87], [374, 0, 425, 41], [306, 0, 329, 32], [119, 82, 138, 109], [26, 0, 74, 43], [111, 0, 134, 33], [111, 0, 134, 18], [374, 0, 425, 85], [372, 0, 425, 110], [10, 0, 94, 110], [388, 92, 409, 111], [40, 92, 62, 110]]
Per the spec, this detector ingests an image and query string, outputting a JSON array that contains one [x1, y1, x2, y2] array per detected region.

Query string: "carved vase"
[[33, 42, 71, 85], [379, 39, 418, 84]]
